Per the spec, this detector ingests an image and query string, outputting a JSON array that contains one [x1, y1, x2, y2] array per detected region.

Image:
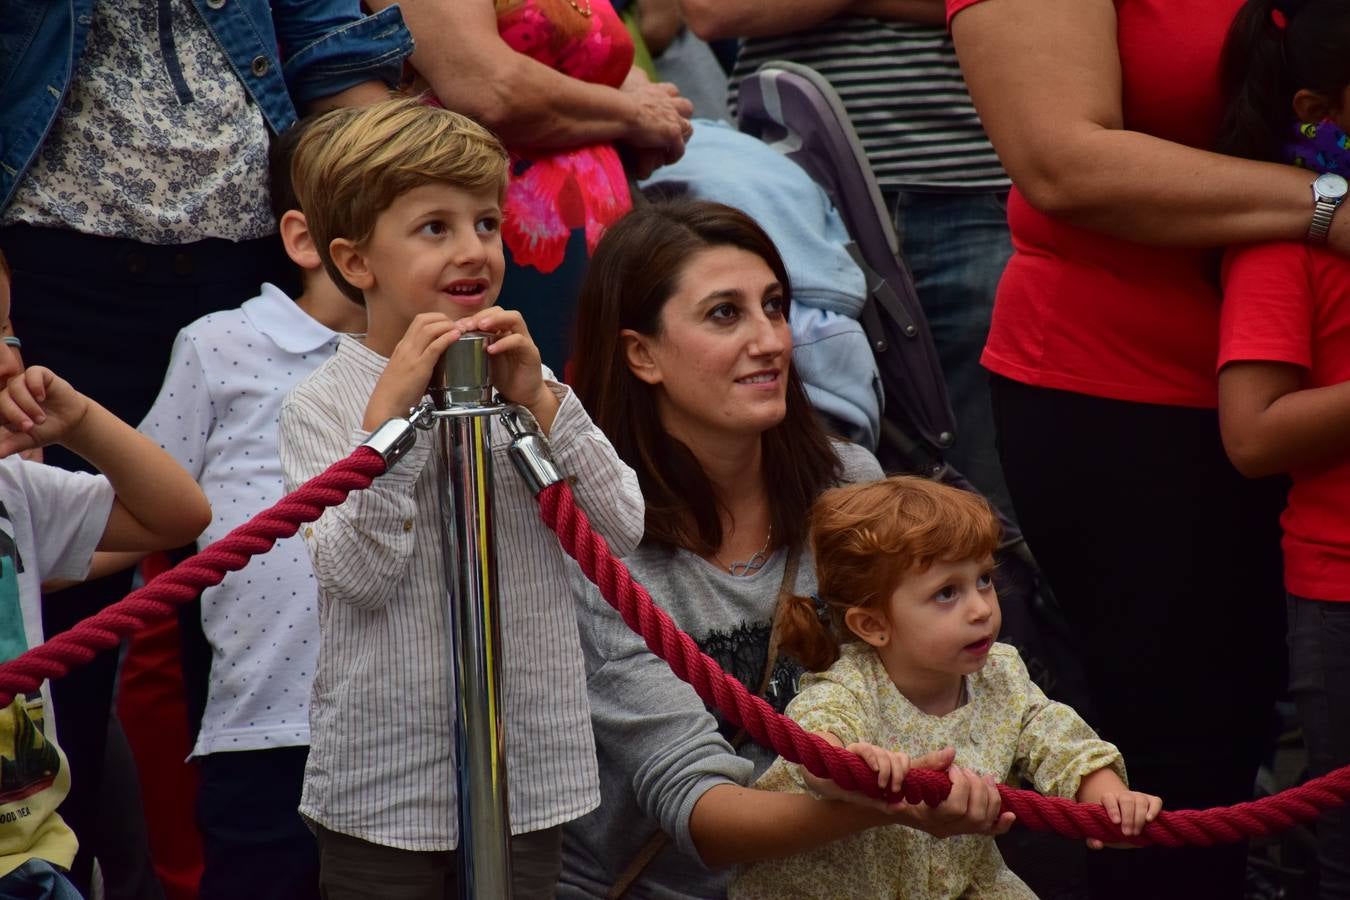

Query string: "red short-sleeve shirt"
[[947, 0, 1244, 407], [1220, 243, 1350, 601]]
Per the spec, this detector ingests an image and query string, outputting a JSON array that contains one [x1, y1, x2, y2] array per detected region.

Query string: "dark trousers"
[[198, 747, 318, 900], [314, 823, 562, 900], [990, 376, 1287, 900], [1287, 594, 1350, 899], [0, 223, 291, 893]]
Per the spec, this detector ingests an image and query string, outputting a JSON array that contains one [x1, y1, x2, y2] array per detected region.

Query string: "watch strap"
[[1310, 198, 1340, 244]]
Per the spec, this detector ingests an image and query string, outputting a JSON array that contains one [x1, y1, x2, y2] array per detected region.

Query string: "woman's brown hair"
[[778, 476, 1002, 672], [572, 199, 842, 556]]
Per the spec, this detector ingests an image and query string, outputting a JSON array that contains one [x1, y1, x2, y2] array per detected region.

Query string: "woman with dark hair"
[[558, 199, 1013, 899], [945, 0, 1350, 895]]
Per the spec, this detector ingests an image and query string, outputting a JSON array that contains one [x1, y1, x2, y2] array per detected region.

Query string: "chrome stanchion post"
[[429, 333, 513, 898]]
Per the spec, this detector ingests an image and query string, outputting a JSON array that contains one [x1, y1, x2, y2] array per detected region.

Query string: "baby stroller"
[[734, 60, 1090, 717]]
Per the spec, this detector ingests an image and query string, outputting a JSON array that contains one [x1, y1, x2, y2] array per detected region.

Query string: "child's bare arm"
[[1218, 361, 1350, 478], [1075, 766, 1163, 847], [0, 367, 210, 551], [42, 550, 148, 592]]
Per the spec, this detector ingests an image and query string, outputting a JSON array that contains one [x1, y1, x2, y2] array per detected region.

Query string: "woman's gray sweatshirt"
[[558, 442, 882, 899]]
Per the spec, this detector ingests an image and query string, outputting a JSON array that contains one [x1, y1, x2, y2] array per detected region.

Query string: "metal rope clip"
[[501, 406, 564, 496], [362, 399, 437, 470], [407, 399, 437, 430]]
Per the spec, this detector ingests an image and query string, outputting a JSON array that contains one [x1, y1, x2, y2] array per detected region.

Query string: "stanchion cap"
[[429, 332, 493, 407]]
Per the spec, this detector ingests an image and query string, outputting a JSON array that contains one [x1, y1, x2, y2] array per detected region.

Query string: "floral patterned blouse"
[[3, 0, 273, 243], [492, 0, 635, 273], [730, 643, 1126, 900]]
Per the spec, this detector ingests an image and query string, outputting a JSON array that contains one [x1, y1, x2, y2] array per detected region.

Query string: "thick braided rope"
[[0, 446, 388, 706], [538, 480, 1350, 848]]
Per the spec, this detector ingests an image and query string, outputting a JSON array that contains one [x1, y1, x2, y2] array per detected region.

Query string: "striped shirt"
[[729, 18, 1010, 192], [278, 336, 644, 850]]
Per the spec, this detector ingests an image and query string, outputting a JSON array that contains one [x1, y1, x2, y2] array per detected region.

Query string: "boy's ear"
[[278, 210, 321, 271], [329, 237, 374, 291], [844, 606, 890, 648], [621, 329, 662, 385], [1293, 88, 1335, 125]]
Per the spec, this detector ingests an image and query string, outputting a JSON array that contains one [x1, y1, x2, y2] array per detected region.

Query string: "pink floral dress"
[[494, 0, 635, 273]]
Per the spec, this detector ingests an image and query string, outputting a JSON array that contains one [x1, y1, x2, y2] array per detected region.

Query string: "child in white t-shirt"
[[0, 249, 210, 895]]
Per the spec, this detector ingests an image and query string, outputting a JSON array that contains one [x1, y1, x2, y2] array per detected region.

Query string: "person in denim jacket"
[[0, 3, 411, 896]]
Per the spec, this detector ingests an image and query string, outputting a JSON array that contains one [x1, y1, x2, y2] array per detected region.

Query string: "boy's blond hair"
[[291, 97, 510, 304]]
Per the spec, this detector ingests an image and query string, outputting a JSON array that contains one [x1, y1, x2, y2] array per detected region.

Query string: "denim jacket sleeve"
[[271, 0, 413, 111], [191, 0, 413, 134]]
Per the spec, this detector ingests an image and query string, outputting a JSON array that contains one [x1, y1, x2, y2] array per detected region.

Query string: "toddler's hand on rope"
[[848, 742, 911, 796], [801, 733, 913, 809], [1086, 790, 1163, 849]]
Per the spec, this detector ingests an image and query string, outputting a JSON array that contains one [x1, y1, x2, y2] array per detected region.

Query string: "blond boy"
[[277, 99, 643, 897]]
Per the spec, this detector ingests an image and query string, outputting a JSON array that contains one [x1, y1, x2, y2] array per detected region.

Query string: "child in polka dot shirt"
[[137, 115, 364, 895]]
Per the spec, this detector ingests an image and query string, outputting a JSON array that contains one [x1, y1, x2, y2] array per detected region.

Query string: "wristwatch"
[[1308, 172, 1349, 244]]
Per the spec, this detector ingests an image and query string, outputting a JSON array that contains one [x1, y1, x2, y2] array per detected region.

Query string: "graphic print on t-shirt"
[[698, 622, 804, 742], [0, 700, 59, 805], [0, 502, 27, 665], [0, 502, 61, 806]]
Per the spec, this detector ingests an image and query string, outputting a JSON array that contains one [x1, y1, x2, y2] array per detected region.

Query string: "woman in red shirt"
[[947, 0, 1350, 895]]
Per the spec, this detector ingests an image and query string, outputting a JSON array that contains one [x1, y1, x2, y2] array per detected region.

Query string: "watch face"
[[1315, 172, 1350, 201]]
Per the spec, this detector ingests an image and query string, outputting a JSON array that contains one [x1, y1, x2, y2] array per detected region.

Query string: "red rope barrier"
[[0, 446, 387, 706], [538, 479, 1350, 847]]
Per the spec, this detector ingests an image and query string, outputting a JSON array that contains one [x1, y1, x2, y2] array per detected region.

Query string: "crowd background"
[[0, 0, 1348, 897]]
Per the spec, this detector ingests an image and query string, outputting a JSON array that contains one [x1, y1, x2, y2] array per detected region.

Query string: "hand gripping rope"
[[1, 419, 1347, 848], [526, 474, 1350, 849]]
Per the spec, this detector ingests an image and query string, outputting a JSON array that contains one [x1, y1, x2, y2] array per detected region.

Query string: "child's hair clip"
[[1, 336, 20, 349], [810, 592, 831, 626], [1271, 7, 1289, 28]]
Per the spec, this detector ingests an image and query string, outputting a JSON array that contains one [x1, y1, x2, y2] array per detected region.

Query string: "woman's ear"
[[621, 328, 663, 386], [278, 210, 321, 271], [844, 606, 890, 648], [328, 237, 374, 292], [1293, 88, 1335, 125]]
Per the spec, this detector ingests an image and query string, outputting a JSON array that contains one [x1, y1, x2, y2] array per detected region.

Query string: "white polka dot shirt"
[[139, 284, 339, 757]]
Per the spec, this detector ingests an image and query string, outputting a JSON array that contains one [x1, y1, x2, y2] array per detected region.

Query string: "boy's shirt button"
[[403, 519, 414, 532], [304, 527, 314, 539]]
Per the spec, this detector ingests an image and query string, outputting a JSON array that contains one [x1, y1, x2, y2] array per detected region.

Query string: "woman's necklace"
[[564, 0, 593, 17], [712, 526, 773, 577]]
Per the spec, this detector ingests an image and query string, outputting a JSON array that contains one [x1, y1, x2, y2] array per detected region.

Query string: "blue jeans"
[[0, 861, 82, 900], [1287, 593, 1350, 900], [890, 190, 1014, 520]]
